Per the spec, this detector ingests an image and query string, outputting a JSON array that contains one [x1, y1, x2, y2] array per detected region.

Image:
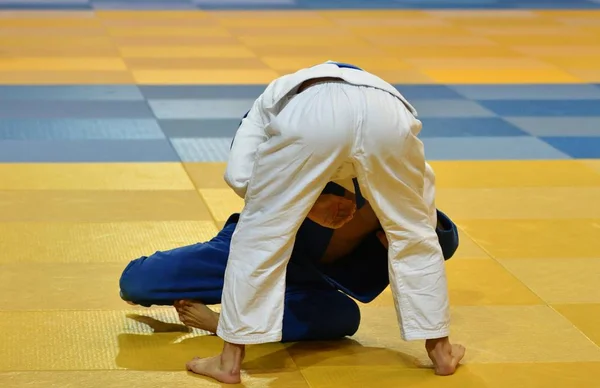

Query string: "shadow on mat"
[[115, 315, 418, 372], [117, 314, 297, 372]]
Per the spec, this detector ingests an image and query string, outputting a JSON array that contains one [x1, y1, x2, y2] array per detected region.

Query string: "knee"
[[335, 296, 361, 337], [311, 294, 361, 340], [119, 257, 153, 305], [282, 291, 361, 342]]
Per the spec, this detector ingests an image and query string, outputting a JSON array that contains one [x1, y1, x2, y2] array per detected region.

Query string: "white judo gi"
[[217, 61, 450, 344]]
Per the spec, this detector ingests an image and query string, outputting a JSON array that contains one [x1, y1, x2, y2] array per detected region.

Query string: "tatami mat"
[[1, 2, 599, 388]]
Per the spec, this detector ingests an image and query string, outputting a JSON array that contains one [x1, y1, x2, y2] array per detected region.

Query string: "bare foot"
[[186, 342, 245, 384], [174, 300, 219, 333], [186, 356, 241, 384], [425, 337, 465, 376]]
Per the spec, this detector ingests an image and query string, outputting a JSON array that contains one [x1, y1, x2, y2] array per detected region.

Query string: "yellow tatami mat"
[[1, 160, 599, 387], [1, 6, 600, 388]]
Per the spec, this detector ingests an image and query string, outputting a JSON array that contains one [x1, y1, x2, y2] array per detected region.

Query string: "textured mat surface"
[[1, 3, 599, 388]]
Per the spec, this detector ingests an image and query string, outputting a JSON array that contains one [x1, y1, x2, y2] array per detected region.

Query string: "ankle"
[[425, 337, 450, 352], [221, 342, 245, 375]]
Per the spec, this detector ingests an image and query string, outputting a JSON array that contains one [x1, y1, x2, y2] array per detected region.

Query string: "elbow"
[[435, 210, 459, 261], [119, 257, 152, 304], [224, 169, 247, 199]]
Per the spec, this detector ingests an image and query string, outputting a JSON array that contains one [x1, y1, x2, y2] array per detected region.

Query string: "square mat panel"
[[0, 190, 212, 222], [0, 163, 194, 190], [457, 218, 600, 259], [500, 258, 600, 304], [0, 221, 218, 263]]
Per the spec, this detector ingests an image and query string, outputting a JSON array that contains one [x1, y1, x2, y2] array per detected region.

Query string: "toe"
[[454, 345, 466, 357], [180, 315, 191, 325], [185, 357, 203, 373], [177, 311, 188, 321]]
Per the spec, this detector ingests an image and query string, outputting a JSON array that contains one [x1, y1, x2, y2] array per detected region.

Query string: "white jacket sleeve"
[[423, 162, 438, 228], [224, 93, 269, 199]]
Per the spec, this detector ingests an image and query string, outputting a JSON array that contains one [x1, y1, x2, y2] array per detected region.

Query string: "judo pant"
[[219, 81, 449, 344], [119, 216, 360, 343]]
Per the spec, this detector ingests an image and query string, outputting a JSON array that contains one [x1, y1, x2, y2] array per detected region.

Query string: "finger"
[[330, 214, 347, 227], [331, 196, 354, 206], [337, 209, 353, 218], [332, 215, 353, 228], [343, 214, 354, 222], [334, 208, 354, 219], [348, 205, 357, 216], [337, 198, 356, 210], [338, 203, 356, 213], [342, 200, 356, 210]]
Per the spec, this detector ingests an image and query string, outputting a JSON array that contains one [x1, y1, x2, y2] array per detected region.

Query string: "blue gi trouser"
[[119, 183, 459, 343]]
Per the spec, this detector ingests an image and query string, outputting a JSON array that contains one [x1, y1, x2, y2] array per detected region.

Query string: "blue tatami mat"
[[541, 137, 600, 158], [0, 140, 179, 162], [1, 84, 599, 162]]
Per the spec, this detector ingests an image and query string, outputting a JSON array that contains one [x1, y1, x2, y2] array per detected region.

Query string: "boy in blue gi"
[[119, 181, 459, 343]]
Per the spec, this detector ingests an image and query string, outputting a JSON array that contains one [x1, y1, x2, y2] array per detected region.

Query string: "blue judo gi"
[[119, 182, 459, 342]]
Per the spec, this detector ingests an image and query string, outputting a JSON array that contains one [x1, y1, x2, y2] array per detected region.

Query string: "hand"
[[376, 231, 389, 249], [308, 194, 356, 229]]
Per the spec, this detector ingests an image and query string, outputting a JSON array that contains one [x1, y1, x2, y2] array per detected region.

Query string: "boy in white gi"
[[190, 61, 465, 383]]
